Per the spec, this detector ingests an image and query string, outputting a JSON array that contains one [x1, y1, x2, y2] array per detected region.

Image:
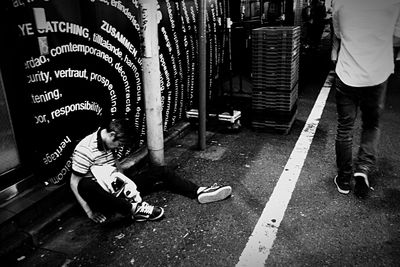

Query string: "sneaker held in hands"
[[197, 183, 232, 204], [133, 202, 164, 222]]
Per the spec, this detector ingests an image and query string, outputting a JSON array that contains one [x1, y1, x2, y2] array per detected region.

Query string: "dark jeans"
[[78, 177, 132, 216], [309, 22, 325, 48], [335, 77, 387, 179], [131, 166, 199, 199], [78, 166, 199, 216]]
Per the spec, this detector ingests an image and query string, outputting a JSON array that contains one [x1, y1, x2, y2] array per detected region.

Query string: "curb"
[[0, 121, 192, 261]]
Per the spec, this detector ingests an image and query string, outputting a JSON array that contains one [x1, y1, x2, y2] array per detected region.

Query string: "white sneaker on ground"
[[197, 183, 232, 204]]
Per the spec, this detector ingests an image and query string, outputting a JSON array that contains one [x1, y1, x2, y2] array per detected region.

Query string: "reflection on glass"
[[263, 1, 270, 20], [241, 0, 261, 20], [240, 0, 285, 23], [0, 70, 20, 175]]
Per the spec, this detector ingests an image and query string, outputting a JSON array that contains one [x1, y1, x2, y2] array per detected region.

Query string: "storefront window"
[[0, 70, 20, 176], [241, 0, 261, 20], [240, 0, 286, 23]]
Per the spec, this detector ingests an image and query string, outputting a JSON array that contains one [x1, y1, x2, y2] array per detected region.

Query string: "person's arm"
[[394, 36, 400, 48], [331, 33, 340, 66], [392, 6, 400, 62], [70, 172, 107, 223], [331, 0, 341, 67], [394, 6, 400, 47]]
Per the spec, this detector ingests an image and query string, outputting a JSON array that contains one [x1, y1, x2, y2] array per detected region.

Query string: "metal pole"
[[140, 0, 165, 166], [198, 0, 207, 150]]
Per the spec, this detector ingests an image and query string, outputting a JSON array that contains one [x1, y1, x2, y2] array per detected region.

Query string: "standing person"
[[70, 118, 232, 223], [331, 0, 400, 198], [302, 1, 313, 50], [309, 0, 327, 50]]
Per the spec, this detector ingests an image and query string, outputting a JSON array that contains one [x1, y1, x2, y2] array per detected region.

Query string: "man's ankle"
[[197, 187, 206, 195]]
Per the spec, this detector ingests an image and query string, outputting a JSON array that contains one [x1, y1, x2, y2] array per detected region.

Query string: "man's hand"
[[394, 36, 400, 47], [331, 59, 337, 70], [71, 173, 107, 223], [87, 211, 107, 223]]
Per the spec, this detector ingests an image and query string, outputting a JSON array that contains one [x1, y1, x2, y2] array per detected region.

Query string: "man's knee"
[[336, 125, 353, 141]]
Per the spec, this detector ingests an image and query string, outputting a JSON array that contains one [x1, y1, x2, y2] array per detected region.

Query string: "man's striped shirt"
[[71, 128, 115, 177]]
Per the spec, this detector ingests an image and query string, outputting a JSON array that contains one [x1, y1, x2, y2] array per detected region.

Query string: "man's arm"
[[70, 172, 107, 223], [331, 0, 341, 68], [331, 33, 340, 66], [394, 36, 400, 47], [394, 4, 400, 47]]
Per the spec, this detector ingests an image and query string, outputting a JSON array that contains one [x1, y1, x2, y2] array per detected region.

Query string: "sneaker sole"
[[333, 176, 350, 195], [198, 186, 232, 204], [135, 207, 165, 222]]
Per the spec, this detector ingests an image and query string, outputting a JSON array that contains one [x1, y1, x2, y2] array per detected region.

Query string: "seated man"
[[70, 118, 232, 223]]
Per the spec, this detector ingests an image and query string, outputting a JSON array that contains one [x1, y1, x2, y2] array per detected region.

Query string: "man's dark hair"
[[105, 118, 138, 147]]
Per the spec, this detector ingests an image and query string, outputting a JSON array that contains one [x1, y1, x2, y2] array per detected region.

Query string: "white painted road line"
[[237, 72, 335, 267]]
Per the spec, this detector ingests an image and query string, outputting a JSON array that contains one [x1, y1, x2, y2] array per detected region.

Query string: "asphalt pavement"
[[9, 45, 400, 266]]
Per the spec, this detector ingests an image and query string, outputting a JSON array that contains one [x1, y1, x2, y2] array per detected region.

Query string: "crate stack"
[[251, 26, 300, 134]]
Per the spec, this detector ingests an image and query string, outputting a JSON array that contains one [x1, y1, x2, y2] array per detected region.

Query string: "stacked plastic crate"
[[251, 26, 300, 134]]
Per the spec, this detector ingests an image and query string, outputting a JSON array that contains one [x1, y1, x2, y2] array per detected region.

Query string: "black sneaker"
[[133, 202, 164, 222], [354, 172, 371, 199], [197, 183, 232, 204], [333, 175, 351, 194]]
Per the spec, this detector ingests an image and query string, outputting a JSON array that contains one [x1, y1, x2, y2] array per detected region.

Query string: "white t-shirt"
[[332, 0, 400, 87]]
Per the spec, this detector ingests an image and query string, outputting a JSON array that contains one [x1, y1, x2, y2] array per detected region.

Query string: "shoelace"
[[136, 202, 154, 215], [203, 183, 220, 192]]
